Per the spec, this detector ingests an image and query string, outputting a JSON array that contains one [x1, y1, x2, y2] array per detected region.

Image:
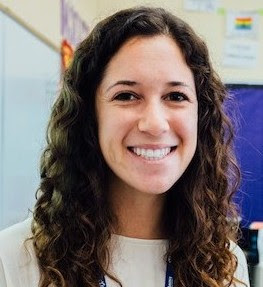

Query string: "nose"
[[137, 102, 170, 137]]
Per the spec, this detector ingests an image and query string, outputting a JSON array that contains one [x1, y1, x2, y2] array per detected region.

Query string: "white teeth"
[[131, 147, 172, 160]]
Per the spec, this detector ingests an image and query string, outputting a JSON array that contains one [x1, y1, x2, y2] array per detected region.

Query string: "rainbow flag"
[[235, 17, 252, 30]]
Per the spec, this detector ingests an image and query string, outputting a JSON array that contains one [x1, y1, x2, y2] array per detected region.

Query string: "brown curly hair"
[[32, 6, 246, 287]]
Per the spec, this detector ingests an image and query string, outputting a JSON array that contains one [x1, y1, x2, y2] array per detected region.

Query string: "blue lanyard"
[[98, 256, 174, 287]]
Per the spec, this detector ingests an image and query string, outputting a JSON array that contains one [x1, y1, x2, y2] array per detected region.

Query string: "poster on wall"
[[60, 0, 89, 70], [61, 39, 74, 70], [222, 40, 259, 68], [184, 0, 219, 12], [226, 10, 259, 39]]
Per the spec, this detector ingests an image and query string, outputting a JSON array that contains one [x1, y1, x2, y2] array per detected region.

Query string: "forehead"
[[100, 35, 195, 91]]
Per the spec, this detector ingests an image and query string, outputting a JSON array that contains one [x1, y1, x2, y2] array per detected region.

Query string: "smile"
[[128, 146, 177, 160]]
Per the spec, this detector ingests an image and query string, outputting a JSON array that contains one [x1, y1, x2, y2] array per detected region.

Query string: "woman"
[[0, 6, 250, 287]]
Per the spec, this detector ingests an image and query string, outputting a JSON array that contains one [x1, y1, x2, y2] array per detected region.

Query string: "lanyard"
[[98, 256, 174, 287]]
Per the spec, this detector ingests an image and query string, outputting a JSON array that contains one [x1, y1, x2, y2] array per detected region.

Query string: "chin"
[[132, 181, 175, 195]]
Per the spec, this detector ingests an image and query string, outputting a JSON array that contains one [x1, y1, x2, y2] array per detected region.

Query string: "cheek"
[[97, 111, 134, 161], [172, 110, 198, 141], [187, 115, 198, 138]]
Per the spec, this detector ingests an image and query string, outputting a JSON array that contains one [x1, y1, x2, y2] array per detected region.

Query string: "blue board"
[[228, 85, 263, 226]]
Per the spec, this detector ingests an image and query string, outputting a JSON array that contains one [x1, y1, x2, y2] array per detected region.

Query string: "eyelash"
[[113, 91, 189, 102], [165, 92, 189, 102], [113, 92, 138, 101]]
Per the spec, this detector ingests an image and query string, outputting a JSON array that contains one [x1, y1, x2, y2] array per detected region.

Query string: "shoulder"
[[229, 240, 250, 286], [0, 218, 40, 287], [0, 218, 33, 256]]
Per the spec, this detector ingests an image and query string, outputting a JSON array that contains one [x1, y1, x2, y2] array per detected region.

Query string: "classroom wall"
[[0, 0, 262, 83], [0, 10, 60, 229], [0, 0, 98, 50], [96, 0, 263, 84]]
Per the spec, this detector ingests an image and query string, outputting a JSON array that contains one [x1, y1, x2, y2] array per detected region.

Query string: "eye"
[[113, 92, 138, 101], [165, 92, 188, 102]]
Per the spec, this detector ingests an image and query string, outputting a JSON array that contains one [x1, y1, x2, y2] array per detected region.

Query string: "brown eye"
[[114, 92, 137, 101], [166, 92, 188, 102]]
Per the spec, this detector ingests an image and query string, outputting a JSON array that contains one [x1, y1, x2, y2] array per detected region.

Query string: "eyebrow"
[[106, 80, 194, 93], [106, 80, 138, 92]]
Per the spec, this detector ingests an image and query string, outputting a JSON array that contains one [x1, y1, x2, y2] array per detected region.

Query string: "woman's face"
[[96, 35, 198, 196]]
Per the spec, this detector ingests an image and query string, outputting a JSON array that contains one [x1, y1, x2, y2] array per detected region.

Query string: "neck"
[[109, 181, 167, 239]]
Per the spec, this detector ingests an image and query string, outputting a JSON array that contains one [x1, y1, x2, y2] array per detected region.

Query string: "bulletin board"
[[0, 11, 60, 230], [227, 85, 263, 226]]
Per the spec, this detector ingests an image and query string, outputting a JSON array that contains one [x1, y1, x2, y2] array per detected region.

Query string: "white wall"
[[0, 12, 60, 229], [0, 12, 4, 229]]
